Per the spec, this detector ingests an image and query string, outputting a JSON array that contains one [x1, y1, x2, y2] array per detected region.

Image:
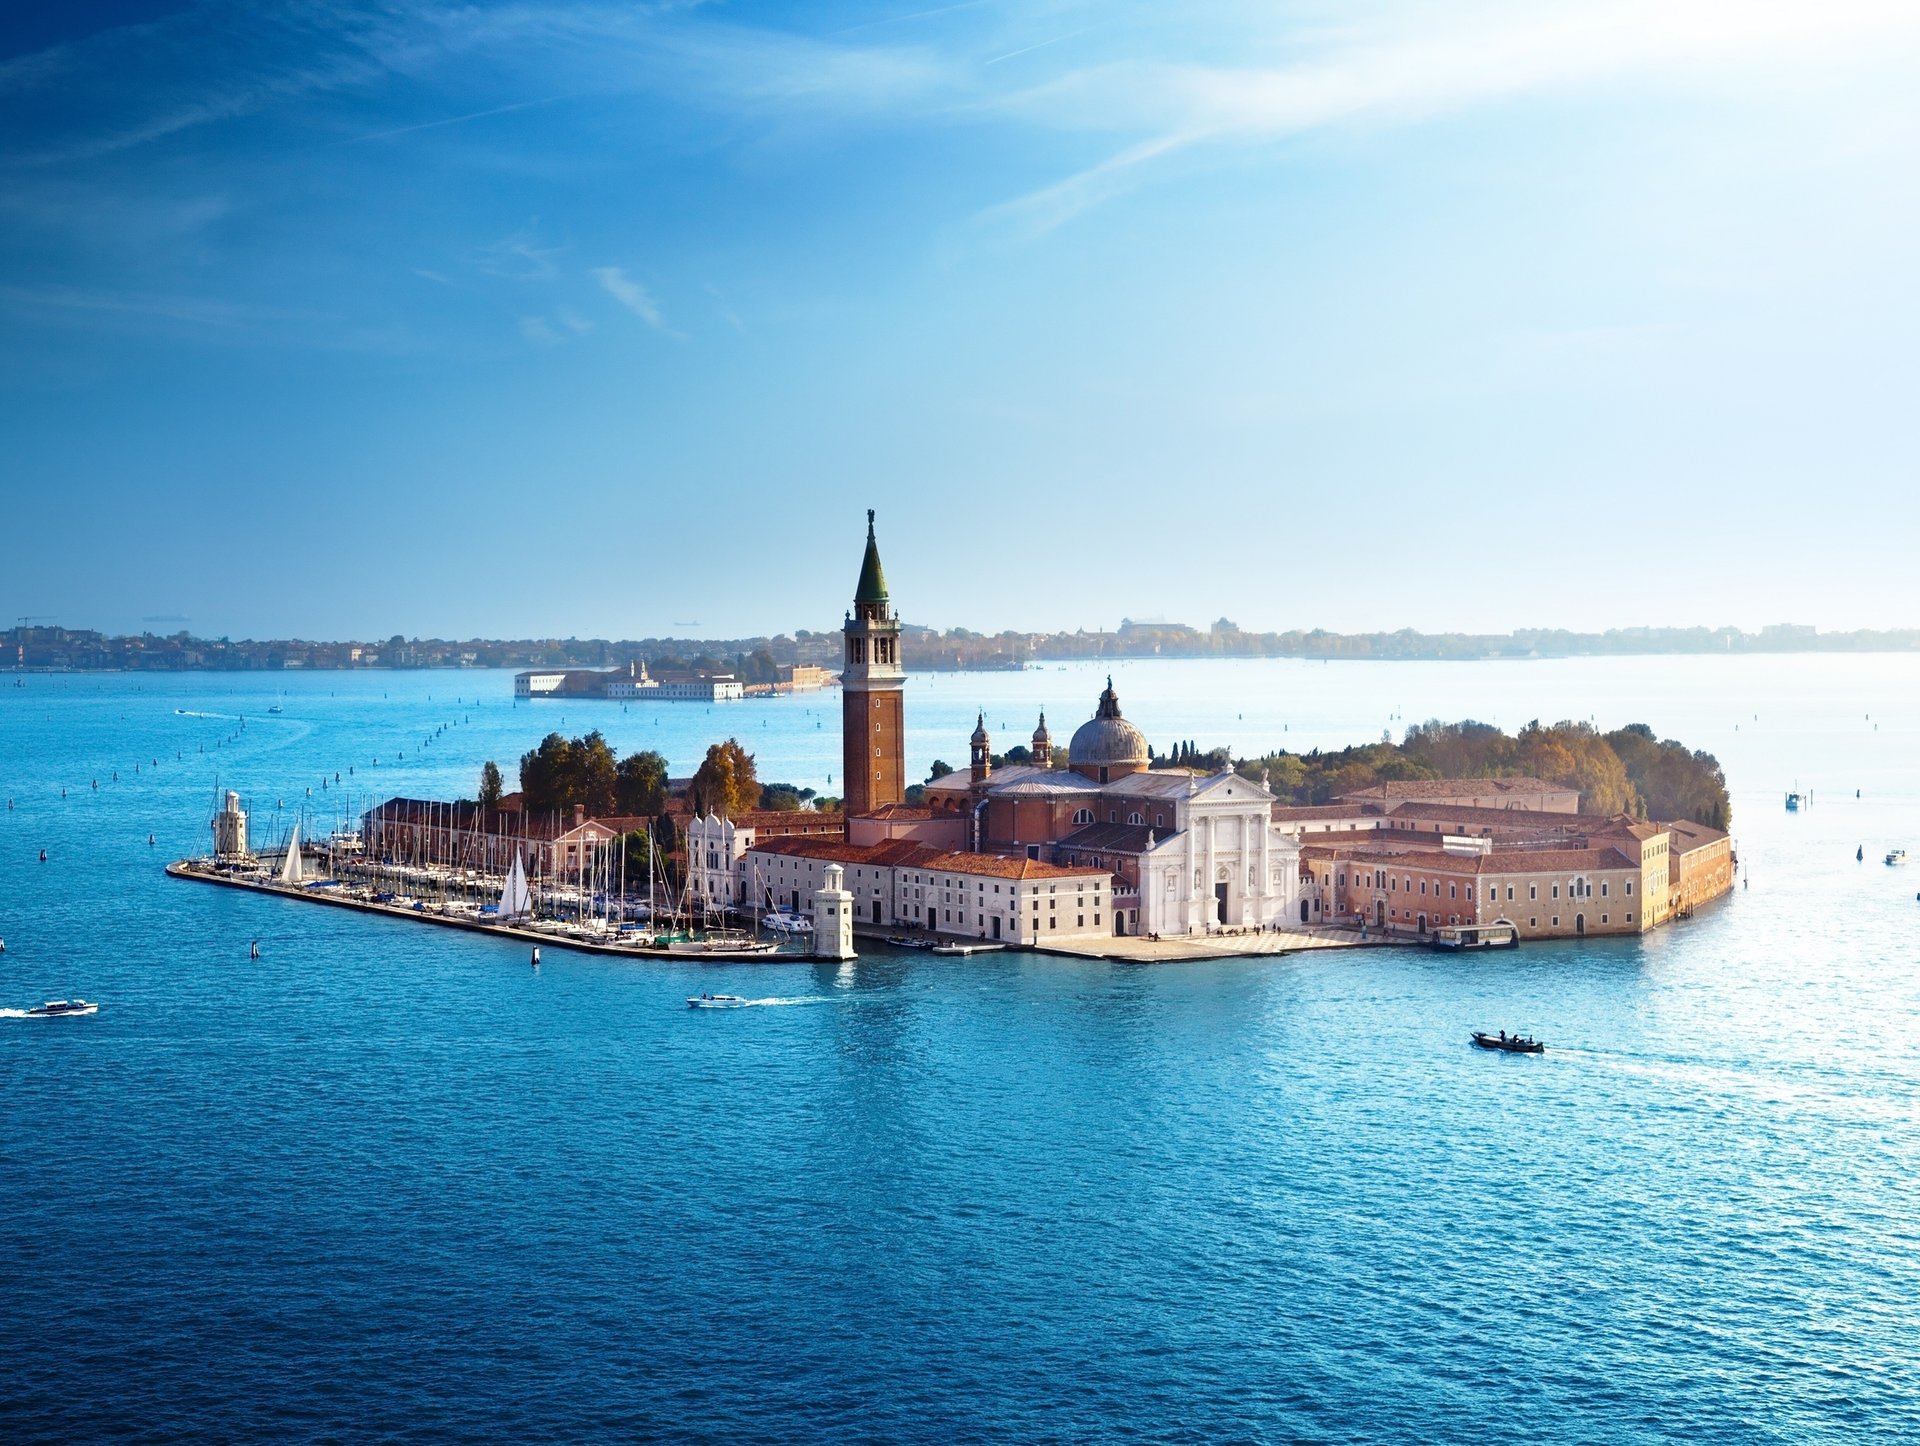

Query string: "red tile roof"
[[747, 834, 1101, 880]]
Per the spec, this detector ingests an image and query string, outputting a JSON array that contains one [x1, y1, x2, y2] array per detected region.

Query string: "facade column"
[[1183, 821, 1196, 934], [1204, 811, 1217, 929], [1259, 810, 1272, 927]]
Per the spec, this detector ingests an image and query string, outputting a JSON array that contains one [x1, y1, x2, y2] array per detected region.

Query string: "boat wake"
[[0, 1008, 34, 1019]]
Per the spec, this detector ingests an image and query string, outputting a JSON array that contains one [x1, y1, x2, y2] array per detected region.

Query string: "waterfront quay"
[[165, 854, 1379, 965]]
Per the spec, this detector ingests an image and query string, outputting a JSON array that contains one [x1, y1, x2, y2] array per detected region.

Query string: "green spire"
[[854, 508, 889, 603]]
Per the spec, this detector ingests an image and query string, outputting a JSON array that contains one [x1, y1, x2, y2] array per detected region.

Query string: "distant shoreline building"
[[514, 660, 745, 702]]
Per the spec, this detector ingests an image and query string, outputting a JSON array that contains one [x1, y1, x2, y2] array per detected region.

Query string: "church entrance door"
[[1214, 883, 1228, 924]]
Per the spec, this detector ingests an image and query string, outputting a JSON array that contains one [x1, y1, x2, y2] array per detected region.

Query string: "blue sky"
[[4, 0, 1918, 640]]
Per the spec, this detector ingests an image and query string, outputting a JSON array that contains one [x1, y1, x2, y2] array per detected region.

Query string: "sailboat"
[[498, 853, 532, 920], [278, 819, 305, 885]]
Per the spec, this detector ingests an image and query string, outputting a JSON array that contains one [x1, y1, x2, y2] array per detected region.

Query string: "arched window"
[[1072, 808, 1094, 825], [1128, 812, 1143, 825]]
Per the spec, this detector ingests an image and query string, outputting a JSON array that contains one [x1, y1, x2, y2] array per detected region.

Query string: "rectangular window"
[[1552, 916, 1560, 927], [1626, 881, 1634, 895], [1529, 884, 1538, 901], [1077, 915, 1084, 927], [1552, 884, 1560, 899], [1626, 912, 1634, 923], [1601, 881, 1609, 897], [1601, 914, 1609, 924]]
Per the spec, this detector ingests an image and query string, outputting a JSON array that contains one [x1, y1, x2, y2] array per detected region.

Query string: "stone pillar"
[[1204, 813, 1217, 929], [1259, 811, 1272, 927], [812, 863, 856, 960]]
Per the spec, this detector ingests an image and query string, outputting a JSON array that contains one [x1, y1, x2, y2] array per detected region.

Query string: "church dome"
[[971, 711, 990, 746], [1068, 678, 1149, 778]]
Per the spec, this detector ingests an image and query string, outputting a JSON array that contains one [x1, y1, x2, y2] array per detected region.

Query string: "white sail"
[[279, 819, 304, 884], [499, 852, 531, 918]]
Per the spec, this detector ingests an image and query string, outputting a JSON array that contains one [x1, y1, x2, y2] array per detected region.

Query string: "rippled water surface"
[[3, 660, 1918, 1442]]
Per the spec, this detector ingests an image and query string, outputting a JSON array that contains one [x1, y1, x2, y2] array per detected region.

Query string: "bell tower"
[[841, 510, 905, 817]]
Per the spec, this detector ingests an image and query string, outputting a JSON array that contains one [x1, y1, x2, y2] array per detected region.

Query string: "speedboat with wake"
[[687, 994, 750, 1009], [1471, 1030, 1543, 1054], [26, 999, 98, 1017]]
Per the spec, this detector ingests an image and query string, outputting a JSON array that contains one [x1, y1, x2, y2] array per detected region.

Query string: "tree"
[[519, 733, 574, 813], [570, 730, 620, 816], [759, 782, 815, 813], [519, 730, 619, 815], [928, 760, 953, 781], [619, 830, 656, 889], [616, 749, 669, 816], [478, 760, 503, 809], [690, 738, 760, 818]]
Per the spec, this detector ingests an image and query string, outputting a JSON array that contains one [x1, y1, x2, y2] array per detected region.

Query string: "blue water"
[[3, 660, 1918, 1442]]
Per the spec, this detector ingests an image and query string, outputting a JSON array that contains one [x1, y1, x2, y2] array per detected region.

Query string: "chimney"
[[573, 804, 586, 828]]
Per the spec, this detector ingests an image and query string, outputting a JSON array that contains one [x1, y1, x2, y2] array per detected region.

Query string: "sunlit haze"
[[4, 0, 1918, 638]]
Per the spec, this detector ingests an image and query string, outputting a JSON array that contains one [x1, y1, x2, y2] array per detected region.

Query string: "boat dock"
[[168, 859, 1395, 965], [164, 859, 807, 961]]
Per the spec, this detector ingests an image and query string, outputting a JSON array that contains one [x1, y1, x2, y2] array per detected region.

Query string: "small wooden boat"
[[885, 934, 933, 950], [1471, 1031, 1543, 1054]]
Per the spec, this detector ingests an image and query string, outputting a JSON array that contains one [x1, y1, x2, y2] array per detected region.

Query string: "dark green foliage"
[[519, 730, 619, 815], [478, 760, 503, 809], [616, 749, 669, 816], [1240, 717, 1730, 827], [758, 782, 817, 813]]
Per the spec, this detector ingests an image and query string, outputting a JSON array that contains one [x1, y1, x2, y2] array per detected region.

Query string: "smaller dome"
[[1032, 710, 1051, 748], [1068, 678, 1149, 775], [970, 711, 990, 746]]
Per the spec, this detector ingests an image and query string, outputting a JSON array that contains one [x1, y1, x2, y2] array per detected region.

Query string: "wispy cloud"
[[347, 94, 576, 145], [0, 281, 316, 331], [592, 266, 673, 333], [473, 225, 566, 282], [519, 315, 562, 346], [977, 0, 1920, 237]]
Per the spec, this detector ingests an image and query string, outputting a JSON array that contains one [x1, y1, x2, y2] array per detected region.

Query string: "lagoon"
[[2, 657, 1917, 1441]]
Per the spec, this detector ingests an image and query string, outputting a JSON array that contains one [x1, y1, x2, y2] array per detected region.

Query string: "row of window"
[[1325, 869, 1636, 901]]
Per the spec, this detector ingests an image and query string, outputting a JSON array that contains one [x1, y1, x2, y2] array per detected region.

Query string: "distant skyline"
[[4, 1, 1919, 639]]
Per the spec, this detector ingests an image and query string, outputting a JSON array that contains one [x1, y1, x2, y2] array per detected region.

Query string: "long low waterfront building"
[[1297, 813, 1733, 939], [514, 661, 745, 702], [744, 835, 1115, 945]]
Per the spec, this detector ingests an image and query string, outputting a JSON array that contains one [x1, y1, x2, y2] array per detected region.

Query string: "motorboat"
[[1471, 1031, 1543, 1054], [1784, 791, 1804, 811], [761, 912, 813, 934], [1431, 920, 1520, 951], [885, 934, 934, 950], [687, 994, 750, 1008], [1888, 849, 1909, 866], [27, 999, 98, 1017]]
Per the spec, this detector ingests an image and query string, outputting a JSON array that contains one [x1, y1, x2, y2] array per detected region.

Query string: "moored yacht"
[[1888, 849, 1909, 866]]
